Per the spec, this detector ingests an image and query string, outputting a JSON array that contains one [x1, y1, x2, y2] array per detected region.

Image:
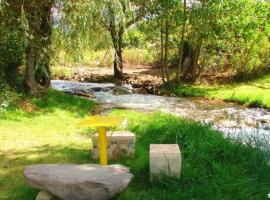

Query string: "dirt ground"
[[61, 64, 164, 86]]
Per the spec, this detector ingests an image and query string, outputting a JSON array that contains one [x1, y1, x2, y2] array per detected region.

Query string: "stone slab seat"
[[150, 144, 181, 180], [24, 164, 133, 200]]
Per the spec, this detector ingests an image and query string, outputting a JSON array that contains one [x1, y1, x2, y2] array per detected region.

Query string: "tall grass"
[[53, 48, 155, 68], [122, 48, 154, 65], [111, 110, 270, 200]]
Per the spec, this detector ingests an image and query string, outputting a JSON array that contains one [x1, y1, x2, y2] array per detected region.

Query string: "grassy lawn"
[[164, 74, 270, 108], [1, 91, 270, 199], [0, 91, 97, 200]]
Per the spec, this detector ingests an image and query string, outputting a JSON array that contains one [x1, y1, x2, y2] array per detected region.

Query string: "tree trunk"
[[24, 1, 54, 95], [160, 26, 165, 83], [113, 46, 123, 79], [25, 38, 38, 96], [176, 0, 187, 83], [164, 18, 170, 84], [190, 37, 202, 83], [110, 24, 124, 79], [40, 2, 53, 89]]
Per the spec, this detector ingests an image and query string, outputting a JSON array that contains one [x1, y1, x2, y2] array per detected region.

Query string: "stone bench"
[[150, 144, 181, 180], [91, 131, 135, 160], [24, 164, 133, 200]]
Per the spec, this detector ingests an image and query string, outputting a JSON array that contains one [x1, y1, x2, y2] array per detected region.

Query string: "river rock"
[[133, 87, 148, 94], [91, 87, 110, 92], [71, 89, 96, 99], [24, 164, 133, 200], [112, 87, 132, 95]]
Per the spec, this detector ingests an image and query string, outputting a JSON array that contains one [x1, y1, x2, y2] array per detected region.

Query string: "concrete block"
[[150, 144, 181, 179], [91, 131, 135, 160]]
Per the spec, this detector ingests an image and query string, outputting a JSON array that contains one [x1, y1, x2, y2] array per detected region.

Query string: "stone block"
[[91, 131, 135, 160], [150, 144, 181, 179]]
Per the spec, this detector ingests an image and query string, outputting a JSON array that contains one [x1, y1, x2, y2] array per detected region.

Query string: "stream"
[[52, 80, 270, 148]]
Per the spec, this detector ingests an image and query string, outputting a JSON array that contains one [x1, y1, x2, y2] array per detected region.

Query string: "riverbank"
[[162, 74, 270, 109], [0, 91, 270, 199], [52, 64, 270, 108]]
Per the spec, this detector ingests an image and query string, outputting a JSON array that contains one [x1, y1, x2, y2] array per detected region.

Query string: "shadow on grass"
[[32, 90, 96, 116], [3, 90, 97, 121]]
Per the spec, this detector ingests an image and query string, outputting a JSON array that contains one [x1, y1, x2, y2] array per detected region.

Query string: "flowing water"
[[52, 80, 270, 147]]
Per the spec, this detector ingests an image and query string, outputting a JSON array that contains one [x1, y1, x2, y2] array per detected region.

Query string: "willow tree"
[[23, 0, 55, 95], [95, 0, 149, 78]]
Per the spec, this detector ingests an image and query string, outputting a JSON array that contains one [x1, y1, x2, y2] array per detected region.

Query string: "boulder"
[[112, 87, 132, 95], [73, 90, 96, 99], [132, 87, 148, 95], [91, 87, 111, 92], [24, 164, 133, 200]]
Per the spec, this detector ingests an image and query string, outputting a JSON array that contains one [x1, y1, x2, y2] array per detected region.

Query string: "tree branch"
[[126, 8, 147, 28]]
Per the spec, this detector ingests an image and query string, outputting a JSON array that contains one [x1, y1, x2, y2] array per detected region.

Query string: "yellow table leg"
[[97, 127, 107, 165]]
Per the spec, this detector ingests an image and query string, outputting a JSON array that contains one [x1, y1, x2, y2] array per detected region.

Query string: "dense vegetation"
[[0, 0, 269, 96], [0, 91, 269, 200]]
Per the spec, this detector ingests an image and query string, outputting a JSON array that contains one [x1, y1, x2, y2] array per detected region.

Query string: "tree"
[[95, 0, 149, 78], [23, 0, 55, 95], [176, 0, 187, 83]]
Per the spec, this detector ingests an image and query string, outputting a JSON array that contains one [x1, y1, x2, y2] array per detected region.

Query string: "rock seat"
[[24, 164, 133, 200]]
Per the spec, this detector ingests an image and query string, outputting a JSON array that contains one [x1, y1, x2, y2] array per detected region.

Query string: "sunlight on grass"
[[0, 91, 96, 200], [170, 74, 270, 108], [1, 92, 270, 199]]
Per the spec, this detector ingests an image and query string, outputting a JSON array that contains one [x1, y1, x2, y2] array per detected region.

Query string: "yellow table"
[[77, 116, 125, 165]]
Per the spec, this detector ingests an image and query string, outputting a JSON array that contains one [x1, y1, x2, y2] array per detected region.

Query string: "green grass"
[[1, 93, 270, 199], [112, 110, 270, 200], [164, 74, 270, 108], [0, 90, 96, 200]]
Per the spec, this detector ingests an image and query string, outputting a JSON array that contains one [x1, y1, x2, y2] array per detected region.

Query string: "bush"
[[0, 81, 12, 115], [0, 3, 25, 85]]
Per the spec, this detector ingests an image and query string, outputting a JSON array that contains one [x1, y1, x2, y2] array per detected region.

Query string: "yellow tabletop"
[[77, 116, 126, 128]]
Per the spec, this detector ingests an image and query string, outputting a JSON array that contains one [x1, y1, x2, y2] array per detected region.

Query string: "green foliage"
[[123, 29, 147, 48], [51, 66, 73, 79], [0, 1, 25, 84], [0, 31, 25, 83], [0, 83, 12, 115], [163, 74, 270, 108], [111, 110, 270, 199], [136, 0, 270, 81]]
